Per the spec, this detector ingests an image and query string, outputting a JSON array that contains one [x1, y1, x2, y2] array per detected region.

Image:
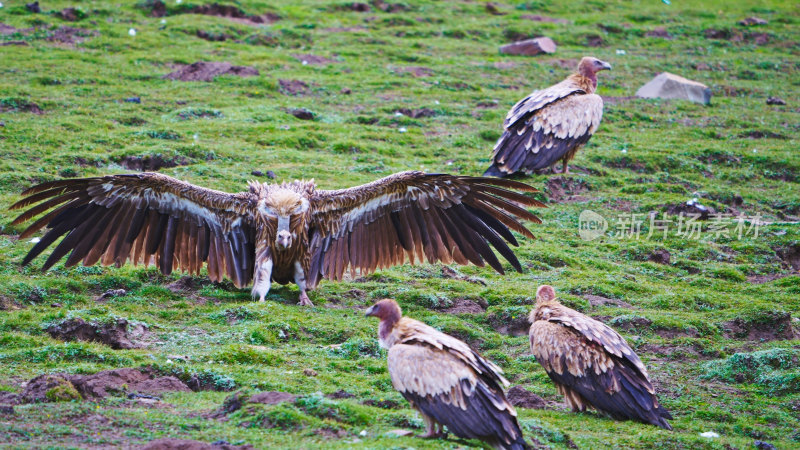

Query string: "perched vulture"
[[484, 56, 611, 177], [528, 285, 673, 430], [365, 299, 529, 449], [10, 171, 544, 306]]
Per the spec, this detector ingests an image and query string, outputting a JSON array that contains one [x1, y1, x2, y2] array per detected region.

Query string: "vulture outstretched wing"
[[530, 306, 673, 430], [488, 83, 603, 175], [389, 319, 528, 449], [10, 173, 258, 287], [307, 171, 544, 285]]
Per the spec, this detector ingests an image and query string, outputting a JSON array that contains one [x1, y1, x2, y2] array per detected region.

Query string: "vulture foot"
[[297, 291, 314, 307], [417, 431, 446, 439]]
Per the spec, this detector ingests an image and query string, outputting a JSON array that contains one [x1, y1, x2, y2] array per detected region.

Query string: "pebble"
[[700, 431, 719, 438], [128, 28, 137, 36]]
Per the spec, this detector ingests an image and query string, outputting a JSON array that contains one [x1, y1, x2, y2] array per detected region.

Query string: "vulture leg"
[[561, 158, 570, 174], [294, 261, 314, 307], [418, 412, 445, 439], [252, 256, 273, 303]]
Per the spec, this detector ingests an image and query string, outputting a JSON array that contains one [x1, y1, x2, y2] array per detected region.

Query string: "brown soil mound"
[[46, 317, 145, 350], [22, 368, 192, 403], [139, 438, 254, 450], [163, 62, 258, 82], [507, 386, 547, 409]]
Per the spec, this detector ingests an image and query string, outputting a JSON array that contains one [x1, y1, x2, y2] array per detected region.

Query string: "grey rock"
[[636, 72, 712, 104]]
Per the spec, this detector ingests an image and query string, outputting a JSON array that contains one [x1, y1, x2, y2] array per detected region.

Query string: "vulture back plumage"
[[484, 56, 611, 176], [366, 299, 529, 450], [529, 286, 672, 430]]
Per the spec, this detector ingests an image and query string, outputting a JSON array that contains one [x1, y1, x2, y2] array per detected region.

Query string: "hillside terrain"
[[0, 0, 798, 448]]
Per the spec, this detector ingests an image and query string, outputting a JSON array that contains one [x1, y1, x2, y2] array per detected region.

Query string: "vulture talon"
[[11, 171, 542, 309], [297, 291, 314, 307], [484, 56, 611, 177]]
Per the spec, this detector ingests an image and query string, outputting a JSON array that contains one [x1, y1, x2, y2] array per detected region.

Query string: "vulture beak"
[[364, 305, 375, 317], [599, 60, 612, 71]]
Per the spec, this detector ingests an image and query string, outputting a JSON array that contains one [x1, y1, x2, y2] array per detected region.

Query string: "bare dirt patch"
[[21, 368, 192, 403], [394, 66, 434, 77], [0, 99, 43, 114], [648, 249, 671, 265], [544, 177, 591, 203], [584, 294, 632, 309], [774, 244, 800, 271], [721, 313, 797, 341], [210, 391, 296, 418], [487, 313, 530, 337], [182, 3, 279, 25], [664, 200, 715, 220], [747, 273, 792, 284], [520, 14, 569, 24], [441, 298, 487, 315], [163, 62, 259, 82], [362, 398, 401, 409], [119, 154, 191, 171], [327, 390, 355, 399], [140, 438, 254, 450], [46, 318, 147, 350], [645, 27, 672, 39], [394, 107, 437, 119], [292, 54, 337, 66], [278, 79, 310, 96], [507, 386, 547, 409]]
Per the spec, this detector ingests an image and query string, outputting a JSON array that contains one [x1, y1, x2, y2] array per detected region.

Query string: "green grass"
[[0, 0, 799, 448]]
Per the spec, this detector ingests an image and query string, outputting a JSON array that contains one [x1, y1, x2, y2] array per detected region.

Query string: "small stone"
[[124, 97, 141, 103], [128, 28, 137, 36], [340, 87, 352, 95], [265, 170, 276, 179], [499, 37, 556, 56], [287, 108, 314, 120], [385, 429, 414, 437], [50, 303, 62, 308], [0, 405, 14, 415], [636, 72, 712, 105], [251, 170, 264, 177], [26, 1, 40, 13], [766, 97, 786, 105], [739, 17, 767, 26], [485, 3, 506, 15], [754, 440, 777, 450], [303, 368, 318, 377], [700, 431, 719, 438]]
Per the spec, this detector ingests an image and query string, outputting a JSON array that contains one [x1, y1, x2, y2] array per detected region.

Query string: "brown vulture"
[[484, 56, 611, 177], [10, 171, 543, 306], [365, 299, 529, 449], [528, 285, 673, 430]]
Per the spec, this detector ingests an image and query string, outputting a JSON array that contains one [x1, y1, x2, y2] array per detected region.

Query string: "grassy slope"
[[0, 0, 798, 448]]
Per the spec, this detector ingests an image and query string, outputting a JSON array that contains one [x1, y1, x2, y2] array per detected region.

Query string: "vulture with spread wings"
[[529, 285, 673, 430], [366, 299, 529, 449], [484, 56, 611, 177], [10, 171, 543, 306]]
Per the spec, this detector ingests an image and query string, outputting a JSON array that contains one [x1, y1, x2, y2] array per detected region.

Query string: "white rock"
[[700, 431, 719, 438], [128, 28, 137, 36], [636, 72, 712, 105], [160, 19, 166, 24], [398, 127, 407, 133], [29, 237, 41, 244], [359, 430, 367, 437], [616, 49, 626, 55]]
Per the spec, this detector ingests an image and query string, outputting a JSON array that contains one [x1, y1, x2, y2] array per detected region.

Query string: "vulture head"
[[365, 299, 402, 346], [578, 56, 612, 89], [254, 184, 311, 250], [365, 298, 402, 321], [535, 284, 557, 303]]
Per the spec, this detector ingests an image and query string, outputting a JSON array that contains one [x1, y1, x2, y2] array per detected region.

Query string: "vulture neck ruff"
[[378, 311, 402, 349]]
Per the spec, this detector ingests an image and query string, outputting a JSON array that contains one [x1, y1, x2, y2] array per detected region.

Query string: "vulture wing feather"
[[11, 173, 257, 287], [308, 171, 542, 285]]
